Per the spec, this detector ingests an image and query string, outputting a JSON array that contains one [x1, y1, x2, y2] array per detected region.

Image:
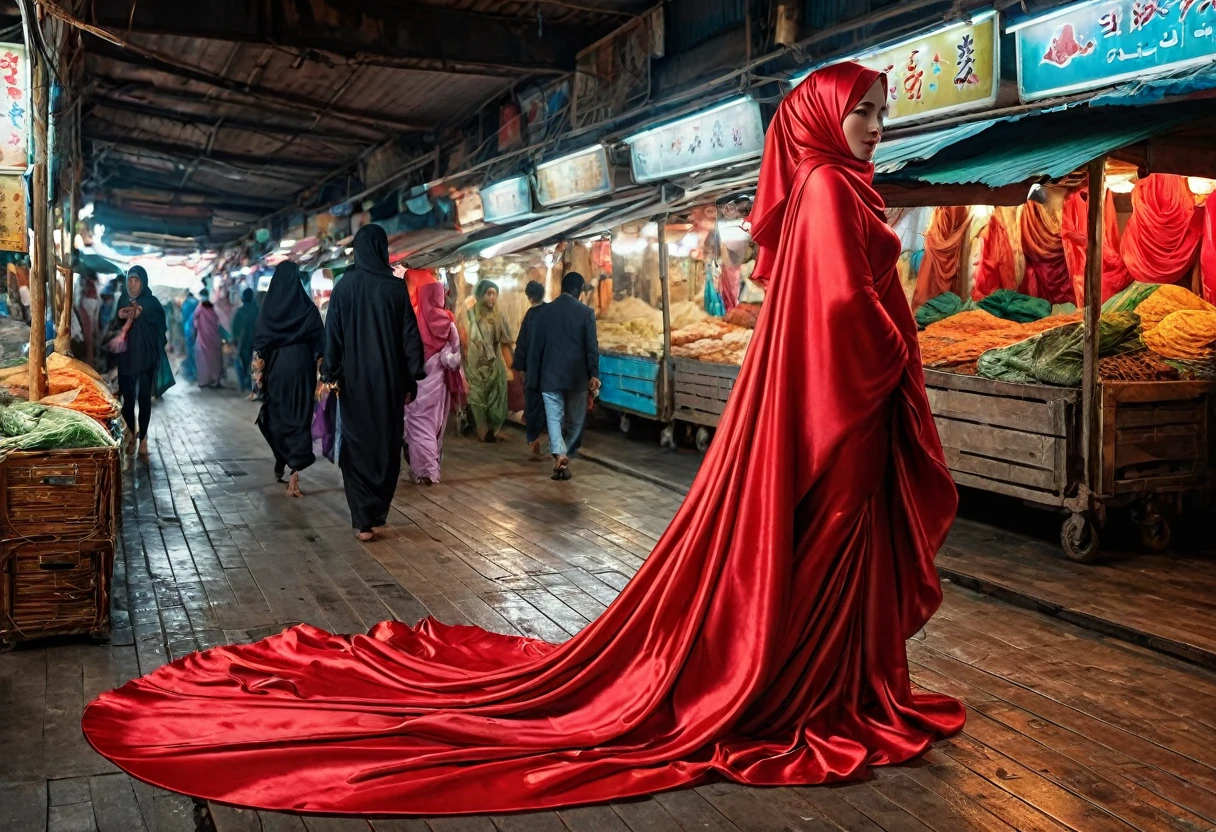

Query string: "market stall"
[[886, 101, 1216, 560]]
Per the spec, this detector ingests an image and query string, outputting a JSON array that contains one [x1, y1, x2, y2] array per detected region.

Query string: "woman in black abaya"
[[322, 224, 426, 540], [113, 266, 168, 458], [254, 261, 326, 497]]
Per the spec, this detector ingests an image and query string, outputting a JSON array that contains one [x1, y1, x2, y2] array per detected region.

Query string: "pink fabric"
[[193, 304, 224, 387], [404, 322, 462, 483]]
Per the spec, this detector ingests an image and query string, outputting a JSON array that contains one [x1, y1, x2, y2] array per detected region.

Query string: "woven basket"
[[0, 446, 119, 649]]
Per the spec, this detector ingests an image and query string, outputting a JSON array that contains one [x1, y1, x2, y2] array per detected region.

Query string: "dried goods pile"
[[0, 353, 120, 424]]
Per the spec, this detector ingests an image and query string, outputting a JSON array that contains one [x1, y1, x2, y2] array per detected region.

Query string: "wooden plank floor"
[[3, 387, 1216, 832], [580, 426, 1216, 670]]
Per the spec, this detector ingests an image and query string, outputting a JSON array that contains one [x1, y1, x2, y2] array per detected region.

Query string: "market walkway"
[[578, 426, 1216, 670], [4, 387, 1216, 832]]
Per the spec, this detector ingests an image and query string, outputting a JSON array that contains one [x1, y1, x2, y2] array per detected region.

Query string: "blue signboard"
[[1013, 0, 1216, 101], [480, 176, 532, 225]]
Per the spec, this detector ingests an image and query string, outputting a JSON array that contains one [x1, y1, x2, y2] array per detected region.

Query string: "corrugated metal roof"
[[873, 119, 1003, 174], [1089, 61, 1216, 108]]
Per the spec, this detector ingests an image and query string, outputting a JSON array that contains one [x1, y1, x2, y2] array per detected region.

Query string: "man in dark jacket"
[[512, 280, 547, 457], [526, 271, 600, 480]]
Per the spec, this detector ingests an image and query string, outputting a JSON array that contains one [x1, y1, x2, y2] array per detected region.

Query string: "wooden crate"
[[1101, 381, 1214, 496], [672, 358, 739, 428], [599, 353, 662, 418], [0, 538, 114, 644], [924, 370, 1081, 507], [0, 447, 119, 541]]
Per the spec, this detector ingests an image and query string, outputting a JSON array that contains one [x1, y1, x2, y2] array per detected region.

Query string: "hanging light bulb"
[[1187, 177, 1216, 196]]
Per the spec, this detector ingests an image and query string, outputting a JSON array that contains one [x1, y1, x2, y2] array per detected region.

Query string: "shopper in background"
[[404, 281, 466, 484], [255, 261, 325, 498], [192, 289, 227, 388], [113, 266, 168, 458], [180, 289, 199, 382], [513, 279, 547, 456], [231, 287, 260, 398], [461, 279, 514, 442], [322, 224, 426, 541], [526, 271, 599, 481]]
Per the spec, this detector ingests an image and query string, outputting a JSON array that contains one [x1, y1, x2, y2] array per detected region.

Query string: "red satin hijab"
[[81, 63, 963, 816], [416, 280, 453, 361]]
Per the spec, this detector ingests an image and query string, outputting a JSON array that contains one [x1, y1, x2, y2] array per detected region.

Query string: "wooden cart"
[[0, 446, 120, 650], [926, 369, 1213, 561], [670, 358, 739, 451], [598, 353, 670, 434]]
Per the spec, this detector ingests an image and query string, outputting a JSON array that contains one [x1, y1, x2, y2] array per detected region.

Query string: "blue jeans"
[[542, 390, 587, 458]]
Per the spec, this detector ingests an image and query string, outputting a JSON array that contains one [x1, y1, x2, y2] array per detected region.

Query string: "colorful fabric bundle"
[[1100, 351, 1179, 381], [1132, 284, 1216, 334], [1020, 201, 1073, 304], [913, 205, 970, 308], [977, 289, 1052, 323], [1143, 310, 1216, 360], [971, 209, 1017, 301], [918, 312, 1081, 369], [723, 302, 761, 329], [976, 312, 1141, 386], [914, 292, 969, 329], [1102, 282, 1161, 315], [1121, 174, 1203, 285], [1062, 188, 1132, 304], [1202, 205, 1216, 305]]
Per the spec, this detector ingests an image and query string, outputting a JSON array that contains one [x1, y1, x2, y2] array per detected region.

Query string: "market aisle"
[[577, 424, 1216, 670], [4, 386, 1216, 831]]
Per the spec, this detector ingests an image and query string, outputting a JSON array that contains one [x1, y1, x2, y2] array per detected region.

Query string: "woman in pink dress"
[[404, 282, 466, 484], [192, 290, 227, 388]]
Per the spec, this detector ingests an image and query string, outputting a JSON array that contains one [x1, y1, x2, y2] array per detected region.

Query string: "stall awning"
[[454, 195, 654, 261], [874, 119, 1003, 174], [75, 252, 124, 276], [1090, 62, 1216, 108]]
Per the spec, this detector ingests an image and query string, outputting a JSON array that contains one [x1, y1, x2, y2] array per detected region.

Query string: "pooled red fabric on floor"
[[82, 63, 964, 816]]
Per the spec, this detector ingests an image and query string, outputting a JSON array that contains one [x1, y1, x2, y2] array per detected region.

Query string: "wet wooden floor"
[[3, 387, 1216, 832]]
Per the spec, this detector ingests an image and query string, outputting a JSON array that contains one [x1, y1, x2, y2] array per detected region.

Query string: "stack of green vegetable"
[[976, 312, 1142, 386], [0, 401, 116, 461]]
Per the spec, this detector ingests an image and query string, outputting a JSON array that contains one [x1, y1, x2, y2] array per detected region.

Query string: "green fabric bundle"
[[976, 289, 1052, 323], [1102, 283, 1159, 314], [0, 401, 116, 461], [976, 312, 1142, 387], [915, 292, 971, 329]]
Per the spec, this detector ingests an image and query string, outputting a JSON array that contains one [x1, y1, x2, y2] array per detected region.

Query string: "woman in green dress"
[[461, 279, 514, 441]]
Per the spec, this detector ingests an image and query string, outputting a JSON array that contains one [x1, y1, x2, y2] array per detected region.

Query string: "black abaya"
[[322, 225, 426, 532], [254, 262, 326, 476]]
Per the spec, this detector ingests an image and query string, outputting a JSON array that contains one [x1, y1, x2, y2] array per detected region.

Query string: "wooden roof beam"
[[85, 132, 334, 171], [75, 0, 584, 76]]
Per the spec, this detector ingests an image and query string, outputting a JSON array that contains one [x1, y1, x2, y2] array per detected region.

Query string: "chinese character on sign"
[[1131, 1, 1168, 31], [687, 131, 702, 154], [710, 119, 725, 149], [731, 125, 743, 147], [903, 49, 924, 101], [1100, 11, 1121, 36], [670, 136, 682, 154], [7, 102, 22, 129], [7, 133, 19, 146], [879, 63, 897, 99], [954, 34, 978, 86]]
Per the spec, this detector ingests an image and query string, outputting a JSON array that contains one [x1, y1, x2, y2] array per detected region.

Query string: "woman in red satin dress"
[[82, 62, 964, 816]]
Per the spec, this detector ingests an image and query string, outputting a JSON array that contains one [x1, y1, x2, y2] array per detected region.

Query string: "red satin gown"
[[82, 63, 965, 816]]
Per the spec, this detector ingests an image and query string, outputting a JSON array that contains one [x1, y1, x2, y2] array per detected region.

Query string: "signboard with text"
[[625, 98, 765, 184], [534, 145, 613, 207], [0, 173, 25, 252], [1014, 0, 1216, 101], [480, 176, 532, 225], [851, 11, 1001, 125], [0, 44, 28, 172]]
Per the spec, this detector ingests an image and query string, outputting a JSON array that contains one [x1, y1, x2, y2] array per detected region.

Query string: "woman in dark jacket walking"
[[254, 261, 326, 497], [114, 266, 168, 458]]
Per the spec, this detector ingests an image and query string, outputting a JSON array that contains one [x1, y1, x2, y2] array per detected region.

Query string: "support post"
[[657, 215, 672, 423], [1082, 157, 1106, 494], [27, 22, 49, 401]]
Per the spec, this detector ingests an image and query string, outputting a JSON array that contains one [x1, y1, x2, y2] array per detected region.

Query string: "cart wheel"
[[1139, 512, 1172, 553], [659, 424, 676, 450], [1061, 512, 1101, 563], [619, 414, 632, 434], [695, 427, 711, 453]]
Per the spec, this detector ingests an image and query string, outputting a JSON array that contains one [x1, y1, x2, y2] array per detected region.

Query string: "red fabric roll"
[[912, 205, 970, 308], [1201, 205, 1216, 304], [1121, 174, 1202, 285], [82, 62, 964, 816], [971, 210, 1017, 301], [1020, 201, 1073, 304], [1062, 188, 1133, 305]]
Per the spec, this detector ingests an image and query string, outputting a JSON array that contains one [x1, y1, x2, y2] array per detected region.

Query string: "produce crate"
[[0, 538, 115, 646], [672, 358, 739, 429], [599, 353, 662, 419], [0, 447, 119, 541], [0, 446, 120, 649]]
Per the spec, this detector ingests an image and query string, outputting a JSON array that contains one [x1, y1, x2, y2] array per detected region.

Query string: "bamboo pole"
[[657, 214, 672, 423], [1082, 157, 1106, 493], [27, 33, 49, 401]]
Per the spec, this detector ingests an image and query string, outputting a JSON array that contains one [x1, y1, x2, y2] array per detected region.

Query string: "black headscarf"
[[253, 261, 325, 354], [351, 224, 394, 279], [114, 265, 168, 376]]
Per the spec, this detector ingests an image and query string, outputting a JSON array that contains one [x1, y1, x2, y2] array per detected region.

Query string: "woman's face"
[[482, 289, 498, 309], [127, 276, 143, 299], [841, 79, 888, 162]]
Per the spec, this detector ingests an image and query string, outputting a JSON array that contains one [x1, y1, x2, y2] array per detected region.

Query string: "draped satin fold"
[[913, 206, 970, 308], [82, 62, 964, 816], [1020, 201, 1073, 305], [1062, 187, 1132, 304], [1122, 173, 1203, 285]]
